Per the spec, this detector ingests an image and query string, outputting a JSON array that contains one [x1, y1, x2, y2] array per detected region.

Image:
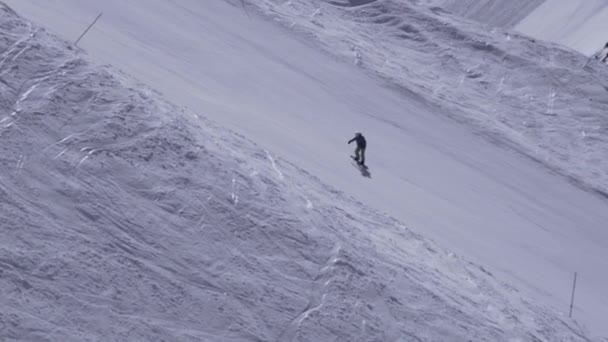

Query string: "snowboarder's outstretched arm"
[[348, 137, 356, 144]]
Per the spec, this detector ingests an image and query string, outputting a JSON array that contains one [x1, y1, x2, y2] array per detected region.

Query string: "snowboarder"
[[594, 42, 608, 63], [348, 132, 367, 166]]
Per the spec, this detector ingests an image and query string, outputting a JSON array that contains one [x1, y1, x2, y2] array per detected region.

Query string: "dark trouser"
[[355, 146, 365, 164]]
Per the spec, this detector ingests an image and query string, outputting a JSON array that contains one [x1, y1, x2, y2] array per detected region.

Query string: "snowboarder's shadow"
[[350, 156, 372, 178], [355, 164, 372, 178], [360, 167, 371, 178]]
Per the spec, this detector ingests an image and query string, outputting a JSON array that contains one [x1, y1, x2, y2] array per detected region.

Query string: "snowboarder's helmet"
[[355, 131, 362, 136]]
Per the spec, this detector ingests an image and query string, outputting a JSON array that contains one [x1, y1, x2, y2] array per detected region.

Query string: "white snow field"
[[0, 3, 595, 341], [425, 0, 608, 56], [423, 0, 545, 29], [517, 0, 608, 56], [1, 0, 608, 340]]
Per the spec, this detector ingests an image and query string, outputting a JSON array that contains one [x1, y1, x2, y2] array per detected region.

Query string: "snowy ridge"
[[422, 0, 545, 28], [417, 0, 608, 57], [0, 3, 593, 341], [252, 0, 608, 198], [517, 0, 608, 56]]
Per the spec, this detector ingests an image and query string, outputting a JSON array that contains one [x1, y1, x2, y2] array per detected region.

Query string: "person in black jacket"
[[348, 132, 367, 166]]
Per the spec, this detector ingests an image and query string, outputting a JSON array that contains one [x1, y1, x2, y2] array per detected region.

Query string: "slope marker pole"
[[75, 12, 103, 46], [569, 272, 577, 318]]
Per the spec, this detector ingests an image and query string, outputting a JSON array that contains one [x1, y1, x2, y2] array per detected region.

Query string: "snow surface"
[[234, 0, 608, 335], [425, 0, 608, 56], [423, 0, 544, 29], [517, 0, 608, 56], [2, 0, 608, 340], [0, 3, 595, 341]]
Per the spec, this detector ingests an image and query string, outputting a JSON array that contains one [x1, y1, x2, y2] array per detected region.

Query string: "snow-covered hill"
[[253, 0, 608, 199], [246, 4, 608, 336], [4, 0, 608, 339], [423, 0, 544, 28], [0, 3, 594, 341], [517, 0, 608, 56], [425, 0, 608, 56]]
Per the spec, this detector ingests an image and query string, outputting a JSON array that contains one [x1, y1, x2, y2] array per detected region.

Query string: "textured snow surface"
[[424, 0, 608, 56], [254, 0, 608, 199], [2, 0, 608, 340], [240, 7, 608, 337], [0, 4, 594, 341], [517, 0, 608, 56], [422, 0, 544, 28]]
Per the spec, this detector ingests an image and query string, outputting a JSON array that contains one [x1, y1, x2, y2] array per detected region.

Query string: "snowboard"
[[350, 155, 368, 169]]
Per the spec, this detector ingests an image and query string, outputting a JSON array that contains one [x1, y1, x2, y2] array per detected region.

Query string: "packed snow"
[[243, 1, 608, 335], [0, 3, 594, 341], [426, 0, 608, 56], [517, 0, 608, 56], [253, 0, 608, 199], [2, 0, 608, 340], [423, 0, 544, 28]]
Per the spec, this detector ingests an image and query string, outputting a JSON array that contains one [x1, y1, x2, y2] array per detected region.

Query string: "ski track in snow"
[[277, 244, 341, 342], [265, 150, 284, 181]]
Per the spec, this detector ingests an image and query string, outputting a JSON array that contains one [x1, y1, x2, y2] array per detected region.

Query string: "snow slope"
[[0, 3, 593, 341], [5, 0, 608, 338], [425, 0, 608, 56], [3, 0, 608, 339], [253, 0, 608, 199], [242, 1, 608, 335], [423, 0, 544, 28], [517, 0, 608, 56]]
